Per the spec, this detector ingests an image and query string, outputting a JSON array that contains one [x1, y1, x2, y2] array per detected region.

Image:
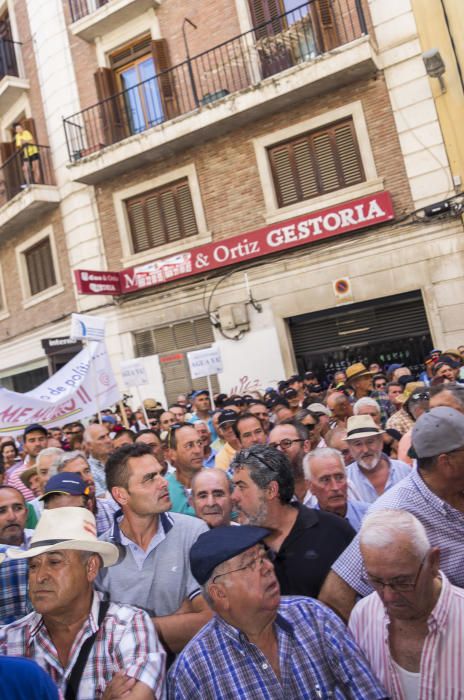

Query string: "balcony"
[[69, 0, 159, 41], [64, 0, 379, 185], [0, 145, 60, 237], [0, 39, 29, 113]]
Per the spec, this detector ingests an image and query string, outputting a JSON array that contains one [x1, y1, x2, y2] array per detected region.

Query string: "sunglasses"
[[167, 423, 184, 450]]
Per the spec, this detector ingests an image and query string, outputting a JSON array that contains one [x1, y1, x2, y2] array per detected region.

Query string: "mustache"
[[202, 507, 223, 514]]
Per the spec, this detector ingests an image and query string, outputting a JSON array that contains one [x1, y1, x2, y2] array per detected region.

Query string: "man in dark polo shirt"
[[230, 444, 355, 597]]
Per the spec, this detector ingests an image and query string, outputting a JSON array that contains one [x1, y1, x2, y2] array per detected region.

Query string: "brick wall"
[[0, 208, 75, 341], [95, 72, 412, 271]]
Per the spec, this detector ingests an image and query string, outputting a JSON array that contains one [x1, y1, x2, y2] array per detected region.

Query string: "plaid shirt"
[[168, 597, 387, 699], [0, 532, 34, 624], [332, 466, 464, 595], [0, 591, 166, 699], [385, 408, 415, 436]]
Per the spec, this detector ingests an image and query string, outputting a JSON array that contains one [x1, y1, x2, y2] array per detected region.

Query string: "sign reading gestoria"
[[75, 191, 394, 296]]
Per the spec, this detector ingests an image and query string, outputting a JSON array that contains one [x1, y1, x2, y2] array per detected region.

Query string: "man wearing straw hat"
[[345, 415, 410, 504], [345, 362, 390, 427], [0, 507, 166, 699]]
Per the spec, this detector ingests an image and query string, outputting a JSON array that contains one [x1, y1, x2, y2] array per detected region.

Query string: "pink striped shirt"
[[5, 463, 35, 501], [349, 572, 464, 700]]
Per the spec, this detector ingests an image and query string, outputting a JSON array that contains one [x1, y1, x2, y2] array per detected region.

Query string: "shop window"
[[126, 178, 198, 254], [134, 318, 219, 405], [268, 118, 365, 207], [24, 237, 57, 296]]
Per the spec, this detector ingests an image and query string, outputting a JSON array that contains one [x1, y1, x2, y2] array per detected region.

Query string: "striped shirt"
[[0, 591, 166, 699], [332, 467, 464, 595], [0, 531, 34, 624], [168, 596, 388, 699], [349, 572, 464, 699], [6, 462, 35, 501], [346, 456, 410, 504]]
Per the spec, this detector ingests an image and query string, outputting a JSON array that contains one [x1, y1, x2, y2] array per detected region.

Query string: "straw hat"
[[345, 363, 373, 385], [397, 382, 426, 405], [346, 415, 385, 440], [7, 507, 119, 567]]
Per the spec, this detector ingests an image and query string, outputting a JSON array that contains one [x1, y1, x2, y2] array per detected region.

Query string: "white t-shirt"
[[391, 659, 420, 700]]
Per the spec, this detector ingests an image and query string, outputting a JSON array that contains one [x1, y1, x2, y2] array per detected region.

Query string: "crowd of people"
[[0, 346, 463, 698]]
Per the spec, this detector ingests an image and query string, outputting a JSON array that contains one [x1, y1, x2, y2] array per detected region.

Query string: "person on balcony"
[[14, 122, 41, 186]]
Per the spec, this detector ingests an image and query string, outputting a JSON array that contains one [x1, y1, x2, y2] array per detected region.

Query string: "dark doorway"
[[288, 291, 432, 385]]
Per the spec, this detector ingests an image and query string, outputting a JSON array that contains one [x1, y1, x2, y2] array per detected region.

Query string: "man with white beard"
[[345, 416, 410, 503]]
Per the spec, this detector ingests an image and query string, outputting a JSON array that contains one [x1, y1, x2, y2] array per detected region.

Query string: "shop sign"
[[75, 191, 394, 296], [74, 269, 121, 295]]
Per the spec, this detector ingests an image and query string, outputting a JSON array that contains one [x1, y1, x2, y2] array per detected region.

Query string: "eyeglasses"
[[268, 438, 304, 450], [212, 548, 274, 583], [361, 554, 427, 592], [238, 448, 277, 471], [167, 423, 183, 450]]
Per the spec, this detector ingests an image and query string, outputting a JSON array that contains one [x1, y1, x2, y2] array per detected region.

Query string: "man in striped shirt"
[[349, 509, 464, 699]]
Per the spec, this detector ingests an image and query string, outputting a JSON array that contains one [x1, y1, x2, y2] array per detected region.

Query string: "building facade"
[[0, 0, 462, 404]]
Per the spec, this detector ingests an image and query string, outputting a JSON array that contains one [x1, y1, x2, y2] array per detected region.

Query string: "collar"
[[412, 467, 455, 515], [110, 509, 173, 544], [28, 590, 103, 645], [215, 607, 294, 648]]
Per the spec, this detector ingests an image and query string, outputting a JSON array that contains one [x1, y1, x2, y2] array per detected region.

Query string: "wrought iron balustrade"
[[63, 0, 367, 162], [0, 39, 21, 80], [69, 0, 109, 23], [0, 145, 55, 205]]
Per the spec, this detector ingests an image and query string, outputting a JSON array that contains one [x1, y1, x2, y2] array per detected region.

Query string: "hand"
[[102, 671, 137, 699]]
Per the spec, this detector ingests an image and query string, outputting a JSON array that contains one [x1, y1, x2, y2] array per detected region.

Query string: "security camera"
[[422, 48, 446, 78]]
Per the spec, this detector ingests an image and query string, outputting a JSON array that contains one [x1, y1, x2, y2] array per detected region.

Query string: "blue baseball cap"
[[40, 473, 89, 501], [191, 390, 209, 399], [190, 525, 270, 585]]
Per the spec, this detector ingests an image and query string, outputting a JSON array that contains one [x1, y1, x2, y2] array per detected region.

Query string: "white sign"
[[120, 359, 149, 387], [0, 342, 120, 436], [70, 313, 106, 342], [187, 347, 223, 379]]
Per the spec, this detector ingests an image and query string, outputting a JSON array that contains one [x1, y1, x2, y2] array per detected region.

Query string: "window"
[[126, 178, 199, 253], [268, 118, 365, 207], [134, 317, 219, 405], [24, 237, 57, 296]]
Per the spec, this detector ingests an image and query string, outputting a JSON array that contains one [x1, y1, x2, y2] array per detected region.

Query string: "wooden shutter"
[[313, 0, 338, 52], [94, 67, 125, 145], [25, 238, 56, 296], [268, 119, 364, 207], [0, 140, 20, 200], [127, 179, 198, 254], [151, 40, 178, 120], [249, 0, 284, 38], [23, 117, 37, 142]]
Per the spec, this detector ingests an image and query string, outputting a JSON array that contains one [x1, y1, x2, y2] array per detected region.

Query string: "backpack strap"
[[65, 599, 110, 700]]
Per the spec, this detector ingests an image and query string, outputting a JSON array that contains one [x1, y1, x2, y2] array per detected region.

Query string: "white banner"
[[0, 342, 120, 436], [120, 359, 149, 387], [70, 313, 106, 342], [187, 347, 223, 379]]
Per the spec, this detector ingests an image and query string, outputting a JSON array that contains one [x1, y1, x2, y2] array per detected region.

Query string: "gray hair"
[[303, 447, 345, 481], [360, 509, 430, 557], [429, 382, 464, 409], [353, 397, 380, 415], [36, 447, 65, 480], [54, 450, 88, 472]]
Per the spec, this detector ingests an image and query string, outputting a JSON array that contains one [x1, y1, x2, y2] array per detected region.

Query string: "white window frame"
[[252, 100, 383, 223], [114, 163, 211, 267], [16, 225, 64, 308], [0, 263, 10, 321]]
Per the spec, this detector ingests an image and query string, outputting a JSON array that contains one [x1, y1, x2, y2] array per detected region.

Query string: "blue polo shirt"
[[166, 472, 196, 517]]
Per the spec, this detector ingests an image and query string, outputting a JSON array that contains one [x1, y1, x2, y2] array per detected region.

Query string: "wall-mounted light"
[[422, 48, 446, 92]]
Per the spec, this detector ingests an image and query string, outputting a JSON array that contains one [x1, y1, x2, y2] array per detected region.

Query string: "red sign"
[[74, 269, 121, 295], [75, 191, 394, 295]]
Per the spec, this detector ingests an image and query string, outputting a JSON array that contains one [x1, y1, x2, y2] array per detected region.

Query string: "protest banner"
[[0, 342, 120, 436]]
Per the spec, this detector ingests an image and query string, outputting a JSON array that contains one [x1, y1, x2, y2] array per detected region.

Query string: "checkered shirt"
[[0, 591, 166, 699], [168, 597, 387, 700], [332, 466, 464, 595]]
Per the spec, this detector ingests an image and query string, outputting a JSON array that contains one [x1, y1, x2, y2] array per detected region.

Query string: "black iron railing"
[[0, 39, 20, 80], [69, 0, 109, 23], [0, 145, 55, 205], [63, 0, 367, 162]]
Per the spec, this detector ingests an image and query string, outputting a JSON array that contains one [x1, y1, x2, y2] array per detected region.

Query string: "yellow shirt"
[[215, 442, 236, 471], [15, 130, 38, 157]]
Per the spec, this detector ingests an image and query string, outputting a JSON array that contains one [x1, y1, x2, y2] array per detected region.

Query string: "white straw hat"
[[7, 507, 119, 567], [345, 415, 385, 441]]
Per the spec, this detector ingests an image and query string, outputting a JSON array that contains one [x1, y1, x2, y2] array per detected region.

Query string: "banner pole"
[[136, 385, 150, 427], [118, 401, 130, 428], [89, 341, 102, 423], [207, 374, 215, 410]]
